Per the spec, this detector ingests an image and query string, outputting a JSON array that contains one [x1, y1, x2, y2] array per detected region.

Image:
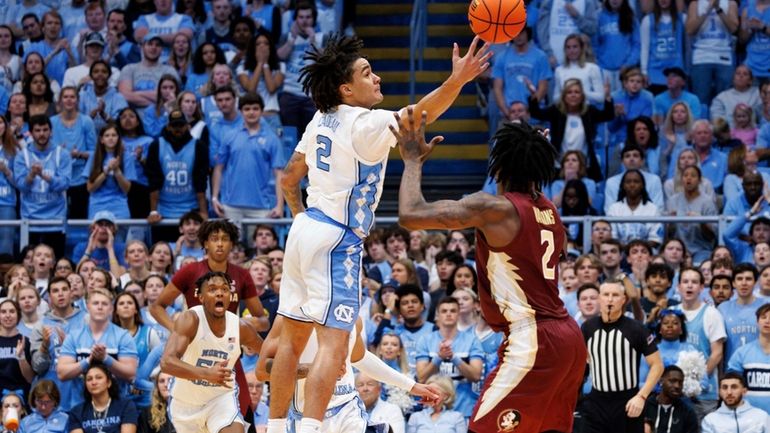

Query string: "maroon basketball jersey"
[[475, 192, 568, 332]]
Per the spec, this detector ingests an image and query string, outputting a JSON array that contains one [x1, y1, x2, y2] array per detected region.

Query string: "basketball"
[[468, 0, 527, 44]]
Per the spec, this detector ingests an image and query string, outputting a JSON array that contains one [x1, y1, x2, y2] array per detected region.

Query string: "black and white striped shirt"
[[581, 316, 658, 392]]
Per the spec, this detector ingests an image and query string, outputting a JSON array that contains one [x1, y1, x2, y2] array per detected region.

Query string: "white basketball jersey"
[[169, 306, 241, 404], [297, 105, 397, 238], [292, 326, 358, 412]]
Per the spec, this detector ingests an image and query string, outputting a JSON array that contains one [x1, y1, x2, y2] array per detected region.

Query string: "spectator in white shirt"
[[356, 372, 405, 433]]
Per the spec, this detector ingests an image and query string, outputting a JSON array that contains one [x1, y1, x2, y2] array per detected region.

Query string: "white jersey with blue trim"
[[297, 105, 398, 238], [293, 324, 359, 413], [169, 305, 241, 405]]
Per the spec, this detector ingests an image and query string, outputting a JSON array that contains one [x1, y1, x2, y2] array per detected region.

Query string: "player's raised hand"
[[410, 383, 442, 405], [449, 36, 492, 85], [390, 107, 443, 164]]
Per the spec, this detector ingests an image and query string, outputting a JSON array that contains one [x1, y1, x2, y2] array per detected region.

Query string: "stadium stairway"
[[355, 0, 490, 216]]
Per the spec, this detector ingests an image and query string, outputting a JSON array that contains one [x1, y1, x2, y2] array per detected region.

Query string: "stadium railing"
[[5, 216, 737, 254]]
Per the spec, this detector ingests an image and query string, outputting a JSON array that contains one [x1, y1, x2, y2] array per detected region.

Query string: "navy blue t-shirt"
[[68, 398, 138, 433]]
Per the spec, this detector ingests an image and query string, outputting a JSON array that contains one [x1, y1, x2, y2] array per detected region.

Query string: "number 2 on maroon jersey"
[[540, 229, 555, 280]]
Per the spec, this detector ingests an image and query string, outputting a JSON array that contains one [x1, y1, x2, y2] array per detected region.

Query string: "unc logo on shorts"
[[333, 304, 355, 324], [497, 409, 521, 432]]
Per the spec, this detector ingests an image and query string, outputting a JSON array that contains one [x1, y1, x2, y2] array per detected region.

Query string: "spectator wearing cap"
[[62, 32, 120, 89], [72, 210, 127, 271], [13, 114, 71, 258], [685, 0, 739, 104], [133, 0, 195, 61], [211, 93, 285, 226], [117, 36, 179, 109], [144, 109, 208, 242], [653, 68, 703, 124], [25, 11, 75, 84], [71, 2, 106, 63], [604, 143, 664, 214]]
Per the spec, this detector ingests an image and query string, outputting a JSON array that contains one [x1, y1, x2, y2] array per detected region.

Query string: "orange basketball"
[[468, 0, 527, 44]]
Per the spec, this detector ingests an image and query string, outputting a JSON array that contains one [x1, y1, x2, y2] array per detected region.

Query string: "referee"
[[581, 280, 664, 433]]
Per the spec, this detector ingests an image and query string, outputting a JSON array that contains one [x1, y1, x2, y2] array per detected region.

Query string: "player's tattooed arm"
[[281, 152, 309, 217], [392, 109, 512, 231]]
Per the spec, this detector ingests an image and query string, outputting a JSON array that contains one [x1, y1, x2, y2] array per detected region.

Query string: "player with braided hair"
[[392, 111, 588, 433], [267, 33, 491, 433]]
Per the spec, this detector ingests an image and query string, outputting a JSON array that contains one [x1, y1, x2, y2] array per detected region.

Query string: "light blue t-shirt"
[[491, 44, 552, 108], [217, 125, 285, 209], [415, 329, 484, 417], [81, 152, 132, 218], [13, 145, 71, 232], [728, 339, 770, 414], [719, 298, 765, 362], [59, 322, 138, 409], [51, 114, 97, 187]]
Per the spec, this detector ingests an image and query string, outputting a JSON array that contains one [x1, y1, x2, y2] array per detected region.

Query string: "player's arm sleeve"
[[352, 351, 416, 391], [352, 109, 398, 165]]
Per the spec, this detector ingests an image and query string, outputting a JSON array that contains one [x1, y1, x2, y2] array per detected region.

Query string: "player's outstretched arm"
[[406, 36, 492, 125], [280, 152, 309, 217], [349, 323, 441, 405], [160, 311, 232, 387], [149, 281, 184, 332], [392, 109, 514, 233]]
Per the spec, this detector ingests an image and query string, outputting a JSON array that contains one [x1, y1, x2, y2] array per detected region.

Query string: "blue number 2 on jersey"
[[316, 135, 332, 171]]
